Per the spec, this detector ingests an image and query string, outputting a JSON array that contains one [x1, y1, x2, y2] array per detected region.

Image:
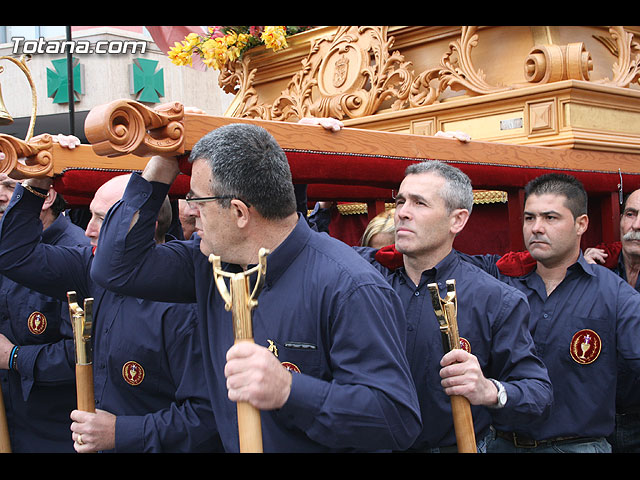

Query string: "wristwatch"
[[488, 379, 507, 408]]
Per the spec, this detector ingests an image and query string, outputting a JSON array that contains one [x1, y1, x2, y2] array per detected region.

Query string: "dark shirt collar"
[[573, 251, 600, 278], [221, 213, 310, 288], [397, 248, 459, 287], [520, 250, 597, 290]]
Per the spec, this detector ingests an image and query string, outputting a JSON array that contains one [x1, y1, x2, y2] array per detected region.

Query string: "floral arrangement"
[[168, 26, 314, 70]]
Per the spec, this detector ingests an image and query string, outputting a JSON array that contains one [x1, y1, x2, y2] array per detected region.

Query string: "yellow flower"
[[237, 33, 250, 49], [225, 31, 238, 47], [168, 26, 308, 70], [168, 41, 193, 66], [184, 32, 201, 48], [261, 26, 288, 52]]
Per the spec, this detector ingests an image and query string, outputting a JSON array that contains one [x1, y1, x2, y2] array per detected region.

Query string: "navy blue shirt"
[[0, 184, 220, 453], [357, 247, 552, 449], [0, 212, 88, 452], [609, 252, 640, 414], [90, 173, 422, 453], [462, 252, 640, 440]]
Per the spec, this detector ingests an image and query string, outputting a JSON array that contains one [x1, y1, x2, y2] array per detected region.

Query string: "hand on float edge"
[[298, 117, 344, 132], [434, 130, 471, 142], [52, 134, 80, 149]]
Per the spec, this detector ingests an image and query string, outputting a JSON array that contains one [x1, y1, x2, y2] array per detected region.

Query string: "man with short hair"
[[0, 171, 88, 452], [509, 187, 640, 453], [0, 173, 220, 453], [356, 160, 552, 452], [90, 123, 422, 452], [463, 173, 640, 453]]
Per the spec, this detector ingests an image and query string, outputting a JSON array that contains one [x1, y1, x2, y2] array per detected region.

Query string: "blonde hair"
[[361, 208, 395, 247]]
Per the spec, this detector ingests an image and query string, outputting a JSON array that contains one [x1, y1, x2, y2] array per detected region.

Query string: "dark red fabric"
[[494, 240, 622, 277], [375, 244, 403, 270], [53, 170, 192, 207], [590, 241, 622, 269], [285, 150, 640, 194], [496, 250, 536, 276]]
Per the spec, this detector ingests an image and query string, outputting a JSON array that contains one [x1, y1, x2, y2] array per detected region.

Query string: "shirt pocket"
[[269, 339, 324, 378], [20, 296, 67, 344], [558, 314, 613, 370]]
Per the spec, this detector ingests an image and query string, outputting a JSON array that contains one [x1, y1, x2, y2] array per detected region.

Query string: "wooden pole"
[[0, 382, 11, 453], [210, 249, 269, 453], [74, 364, 95, 413], [443, 300, 477, 453], [428, 280, 477, 453], [67, 292, 95, 413]]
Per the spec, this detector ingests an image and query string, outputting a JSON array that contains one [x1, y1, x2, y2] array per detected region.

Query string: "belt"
[[495, 430, 599, 449], [617, 406, 640, 416]]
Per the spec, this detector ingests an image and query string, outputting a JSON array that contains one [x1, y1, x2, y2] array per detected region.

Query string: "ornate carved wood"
[[0, 132, 149, 179], [82, 99, 640, 195], [218, 26, 640, 122], [0, 133, 54, 178], [84, 100, 185, 158]]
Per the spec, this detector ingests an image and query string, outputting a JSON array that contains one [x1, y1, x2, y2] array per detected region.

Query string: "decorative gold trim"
[[473, 190, 508, 204], [333, 190, 507, 216]]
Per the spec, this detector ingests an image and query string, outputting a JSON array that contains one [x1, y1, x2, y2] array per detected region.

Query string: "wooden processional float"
[[81, 97, 640, 199], [3, 95, 640, 242], [81, 98, 640, 251], [78, 97, 640, 454]]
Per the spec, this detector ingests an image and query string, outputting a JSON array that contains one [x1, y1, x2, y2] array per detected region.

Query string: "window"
[[1, 26, 66, 44]]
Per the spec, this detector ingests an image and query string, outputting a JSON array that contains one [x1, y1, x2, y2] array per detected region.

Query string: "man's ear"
[[41, 187, 57, 211], [450, 208, 470, 235], [231, 198, 251, 228], [575, 213, 589, 236]]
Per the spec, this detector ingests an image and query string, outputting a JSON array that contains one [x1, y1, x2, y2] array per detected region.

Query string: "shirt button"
[[543, 313, 549, 318], [414, 291, 420, 296]]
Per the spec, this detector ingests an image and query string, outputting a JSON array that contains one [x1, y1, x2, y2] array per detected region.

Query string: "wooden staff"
[[209, 248, 269, 453], [428, 279, 477, 453], [67, 292, 95, 413], [0, 382, 11, 452]]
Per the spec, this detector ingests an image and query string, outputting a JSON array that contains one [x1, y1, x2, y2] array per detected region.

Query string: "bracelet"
[[8, 345, 19, 372], [22, 183, 49, 198]]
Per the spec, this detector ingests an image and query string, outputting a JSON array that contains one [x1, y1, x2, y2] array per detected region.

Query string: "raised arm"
[[91, 171, 197, 303]]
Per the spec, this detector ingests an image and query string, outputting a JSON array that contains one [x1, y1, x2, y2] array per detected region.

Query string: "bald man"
[[0, 174, 221, 453]]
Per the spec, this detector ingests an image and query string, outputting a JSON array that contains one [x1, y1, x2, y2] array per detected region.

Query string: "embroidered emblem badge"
[[122, 361, 145, 386], [281, 362, 300, 373], [27, 311, 47, 335], [570, 329, 601, 365], [459, 337, 471, 353]]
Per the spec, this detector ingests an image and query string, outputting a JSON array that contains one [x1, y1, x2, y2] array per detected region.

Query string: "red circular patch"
[[570, 329, 601, 365], [281, 362, 300, 373], [27, 311, 47, 335], [459, 337, 471, 353], [122, 361, 145, 386]]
